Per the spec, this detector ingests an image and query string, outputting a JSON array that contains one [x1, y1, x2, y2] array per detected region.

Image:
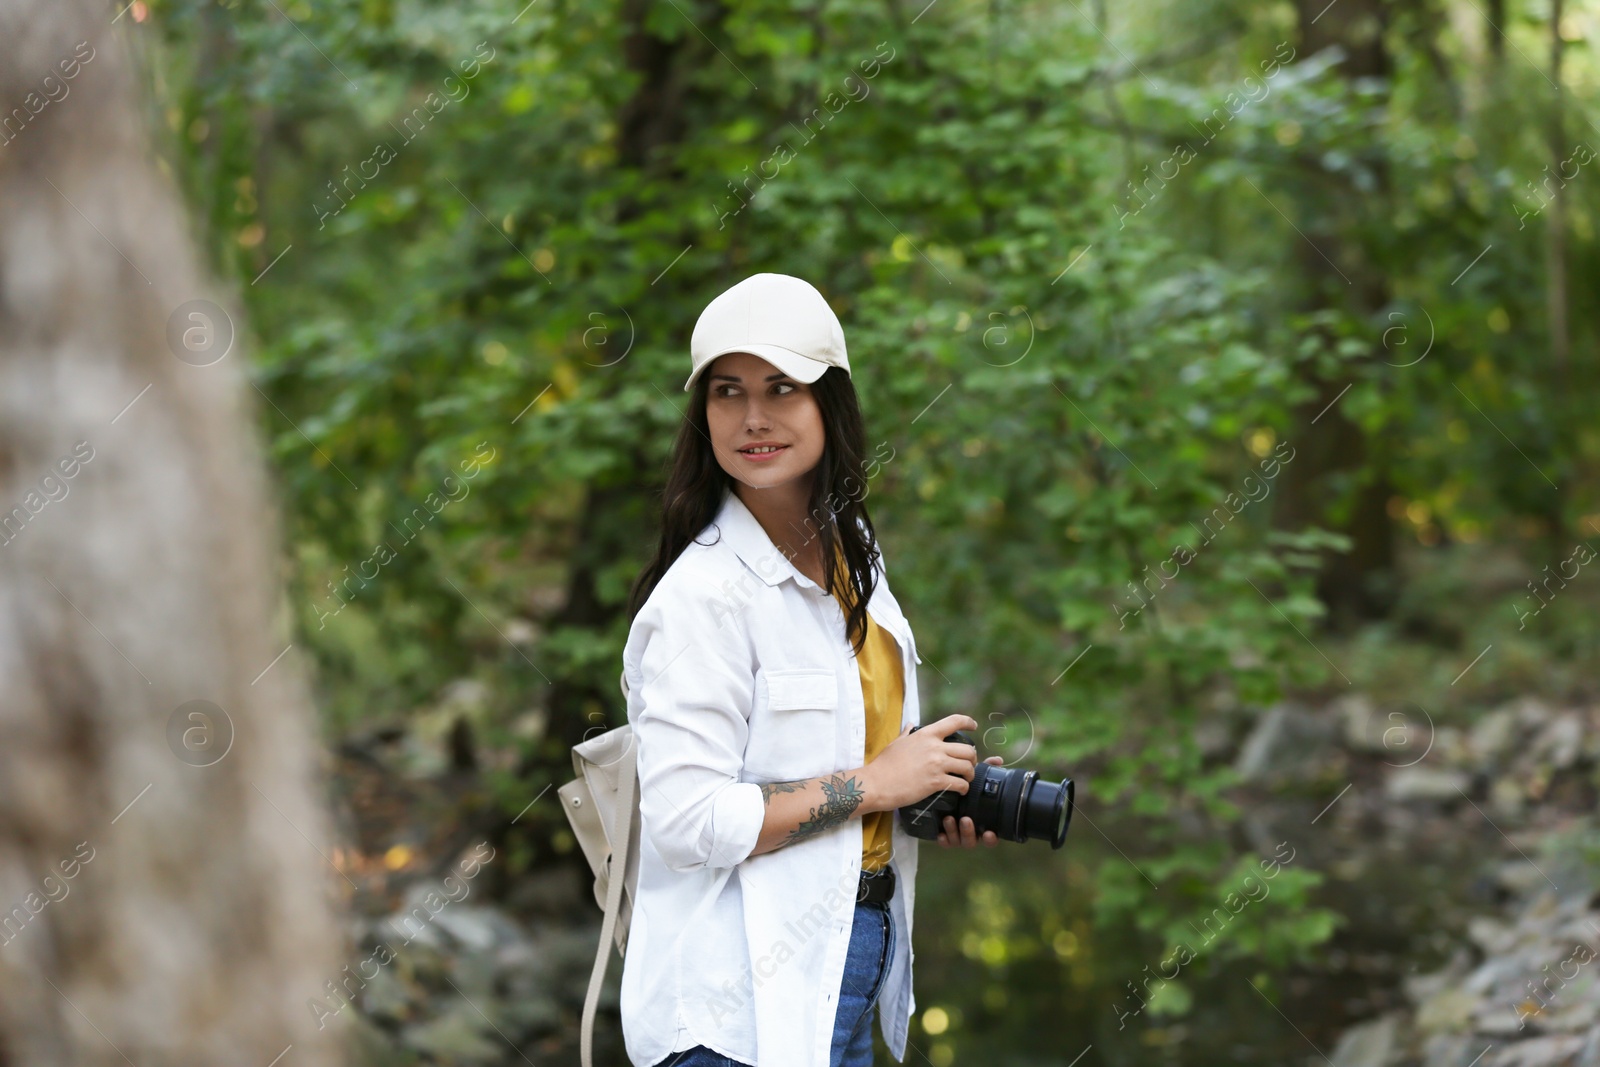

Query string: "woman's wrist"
[[853, 763, 888, 816]]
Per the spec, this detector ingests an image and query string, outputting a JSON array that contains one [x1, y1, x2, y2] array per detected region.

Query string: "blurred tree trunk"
[[1273, 0, 1399, 629], [0, 2, 348, 1065]]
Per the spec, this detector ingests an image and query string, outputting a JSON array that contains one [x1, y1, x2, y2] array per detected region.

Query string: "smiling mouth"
[[739, 445, 788, 455]]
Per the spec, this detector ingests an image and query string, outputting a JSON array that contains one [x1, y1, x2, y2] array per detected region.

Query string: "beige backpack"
[[558, 670, 641, 1067]]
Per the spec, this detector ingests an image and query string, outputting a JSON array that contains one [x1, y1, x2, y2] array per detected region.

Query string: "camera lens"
[[997, 767, 1030, 840], [894, 727, 1075, 849], [1019, 774, 1073, 849]]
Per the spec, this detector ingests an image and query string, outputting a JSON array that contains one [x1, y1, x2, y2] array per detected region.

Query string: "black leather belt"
[[857, 864, 895, 904]]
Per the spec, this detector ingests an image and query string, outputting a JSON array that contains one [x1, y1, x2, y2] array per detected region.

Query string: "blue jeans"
[[832, 898, 896, 1065], [650, 898, 896, 1067]]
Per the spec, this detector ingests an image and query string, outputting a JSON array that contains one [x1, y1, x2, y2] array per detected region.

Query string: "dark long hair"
[[626, 365, 880, 657]]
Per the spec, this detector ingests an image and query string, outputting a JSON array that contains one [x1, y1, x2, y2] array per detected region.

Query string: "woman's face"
[[705, 351, 826, 493]]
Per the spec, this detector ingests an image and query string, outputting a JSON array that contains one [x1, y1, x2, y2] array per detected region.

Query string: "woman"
[[619, 273, 1001, 1067]]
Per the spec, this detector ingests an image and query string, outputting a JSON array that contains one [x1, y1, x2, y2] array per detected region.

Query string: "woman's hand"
[[861, 714, 981, 812], [938, 756, 1004, 848]]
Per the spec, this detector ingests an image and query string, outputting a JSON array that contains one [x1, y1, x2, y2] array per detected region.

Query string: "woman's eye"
[[773, 383, 795, 395]]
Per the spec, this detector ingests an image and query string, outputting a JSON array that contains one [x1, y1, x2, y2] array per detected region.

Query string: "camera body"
[[896, 727, 1075, 849]]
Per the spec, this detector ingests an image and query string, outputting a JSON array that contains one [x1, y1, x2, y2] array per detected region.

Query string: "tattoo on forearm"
[[760, 779, 807, 805], [785, 773, 866, 845]]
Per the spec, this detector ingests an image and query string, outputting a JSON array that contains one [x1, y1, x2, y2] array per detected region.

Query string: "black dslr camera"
[[897, 726, 1074, 848]]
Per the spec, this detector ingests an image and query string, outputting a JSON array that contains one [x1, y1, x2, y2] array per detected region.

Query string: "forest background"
[[91, 0, 1600, 1061]]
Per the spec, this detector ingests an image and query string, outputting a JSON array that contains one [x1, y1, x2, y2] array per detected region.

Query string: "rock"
[[495, 935, 542, 972], [1468, 916, 1515, 955], [1578, 1024, 1600, 1066], [1583, 712, 1600, 764], [336, 897, 608, 1063], [1492, 1034, 1588, 1066], [381, 906, 450, 951], [499, 988, 564, 1035], [507, 865, 585, 918], [1392, 867, 1600, 1067], [1533, 713, 1585, 771], [1474, 996, 1535, 1037], [432, 906, 503, 952], [1491, 777, 1527, 818], [1462, 951, 1534, 999], [1234, 702, 1334, 784], [1511, 697, 1557, 731], [357, 963, 412, 1023], [384, 885, 456, 951], [1375, 711, 1436, 769], [1416, 988, 1476, 1034], [438, 677, 491, 713], [511, 707, 548, 743], [1385, 767, 1471, 802], [398, 679, 493, 778], [1328, 1011, 1400, 1067], [1470, 709, 1519, 767], [1546, 991, 1600, 1035], [399, 714, 455, 778], [1436, 725, 1471, 769], [449, 943, 501, 1003], [1336, 695, 1439, 766], [503, 616, 539, 645], [1335, 694, 1380, 752], [344, 1006, 408, 1064], [1406, 957, 1469, 1005], [1419, 1032, 1480, 1067], [1497, 863, 1553, 898], [400, 1003, 506, 1061], [1555, 910, 1600, 944], [1193, 719, 1233, 760]]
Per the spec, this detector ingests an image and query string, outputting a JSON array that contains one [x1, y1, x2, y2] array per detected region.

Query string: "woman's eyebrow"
[[709, 372, 792, 382]]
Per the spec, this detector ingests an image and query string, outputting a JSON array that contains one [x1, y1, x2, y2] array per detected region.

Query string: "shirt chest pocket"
[[745, 667, 839, 781]]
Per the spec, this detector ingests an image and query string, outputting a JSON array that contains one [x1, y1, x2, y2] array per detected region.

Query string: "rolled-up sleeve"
[[626, 582, 766, 873]]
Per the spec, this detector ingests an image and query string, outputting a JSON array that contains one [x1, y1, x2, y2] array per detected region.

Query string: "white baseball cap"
[[684, 272, 850, 392]]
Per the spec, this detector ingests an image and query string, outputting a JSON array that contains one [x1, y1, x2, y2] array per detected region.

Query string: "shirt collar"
[[709, 485, 829, 595]]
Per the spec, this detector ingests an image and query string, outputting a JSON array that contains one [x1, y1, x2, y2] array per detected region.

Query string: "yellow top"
[[828, 545, 904, 873]]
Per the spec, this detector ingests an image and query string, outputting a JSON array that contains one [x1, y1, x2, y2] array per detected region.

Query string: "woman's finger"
[[947, 758, 975, 779]]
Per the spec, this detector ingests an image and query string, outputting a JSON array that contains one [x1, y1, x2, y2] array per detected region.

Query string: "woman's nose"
[[743, 400, 772, 429]]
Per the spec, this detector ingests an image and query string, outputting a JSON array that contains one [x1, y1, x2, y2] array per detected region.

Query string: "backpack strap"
[[579, 732, 639, 1067]]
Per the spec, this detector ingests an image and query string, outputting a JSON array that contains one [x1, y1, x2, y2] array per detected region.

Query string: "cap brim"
[[684, 343, 833, 392]]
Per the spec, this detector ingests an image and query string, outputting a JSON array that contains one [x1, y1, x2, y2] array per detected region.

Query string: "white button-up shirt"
[[619, 485, 924, 1067]]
